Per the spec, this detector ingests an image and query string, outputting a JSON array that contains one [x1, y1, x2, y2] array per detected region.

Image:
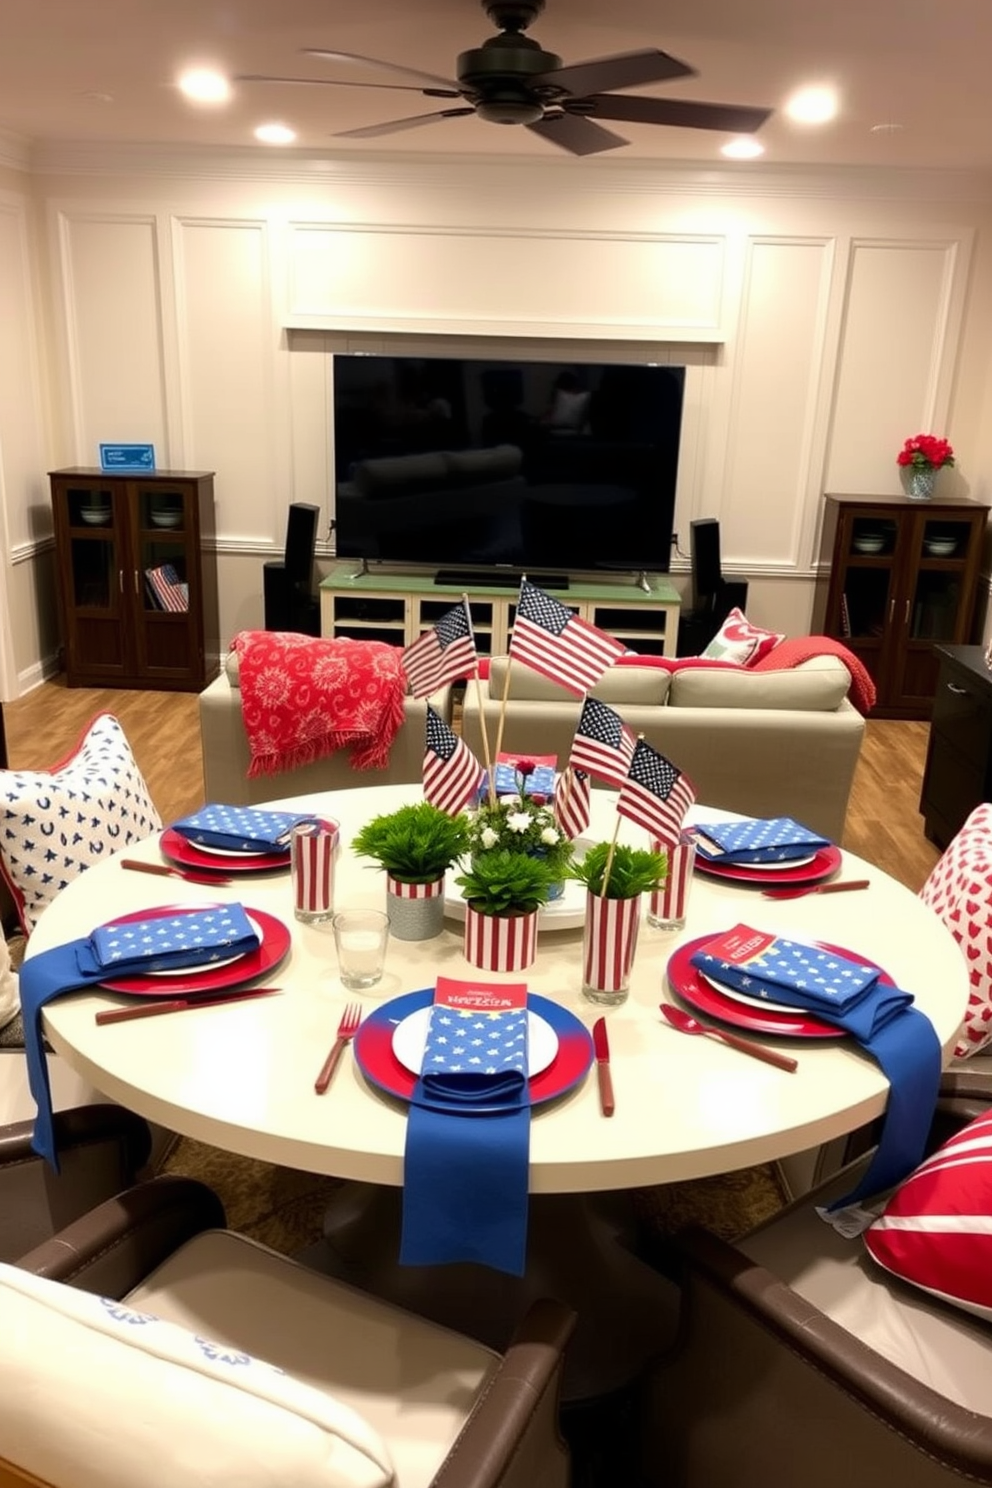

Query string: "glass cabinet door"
[[838, 515, 899, 640], [63, 482, 121, 614], [907, 516, 975, 643]]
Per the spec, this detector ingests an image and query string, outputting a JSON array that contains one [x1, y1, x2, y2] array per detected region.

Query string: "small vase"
[[385, 875, 445, 941], [581, 890, 641, 1007], [464, 903, 538, 972], [908, 465, 937, 501]]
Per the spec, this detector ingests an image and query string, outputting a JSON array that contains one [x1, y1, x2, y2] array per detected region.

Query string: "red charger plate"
[[666, 932, 893, 1039], [354, 989, 594, 1108], [159, 826, 290, 875], [98, 903, 291, 997], [693, 843, 842, 888]]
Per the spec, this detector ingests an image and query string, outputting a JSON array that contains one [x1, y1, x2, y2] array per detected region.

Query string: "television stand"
[[434, 568, 569, 591], [319, 564, 680, 656]]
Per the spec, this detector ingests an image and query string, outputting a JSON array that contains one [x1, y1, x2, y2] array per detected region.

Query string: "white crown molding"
[[24, 138, 992, 205]]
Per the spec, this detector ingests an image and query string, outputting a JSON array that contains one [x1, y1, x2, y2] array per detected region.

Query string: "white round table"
[[33, 783, 967, 1193], [30, 782, 967, 1402]]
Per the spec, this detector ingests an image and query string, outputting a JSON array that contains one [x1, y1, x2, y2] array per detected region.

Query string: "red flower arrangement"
[[897, 433, 955, 471]]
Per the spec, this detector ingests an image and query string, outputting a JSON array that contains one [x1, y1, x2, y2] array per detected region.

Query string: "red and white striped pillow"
[[919, 803, 992, 1058], [864, 1109, 992, 1321]]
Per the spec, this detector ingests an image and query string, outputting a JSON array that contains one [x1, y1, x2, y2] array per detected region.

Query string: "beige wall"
[[1, 147, 991, 689]]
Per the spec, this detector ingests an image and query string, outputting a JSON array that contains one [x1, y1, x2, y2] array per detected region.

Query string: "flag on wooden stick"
[[617, 739, 696, 842], [509, 580, 626, 697], [402, 598, 477, 699], [423, 704, 485, 816]]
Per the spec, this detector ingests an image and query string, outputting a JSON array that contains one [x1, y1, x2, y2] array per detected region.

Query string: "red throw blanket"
[[231, 631, 408, 778], [752, 635, 877, 715]]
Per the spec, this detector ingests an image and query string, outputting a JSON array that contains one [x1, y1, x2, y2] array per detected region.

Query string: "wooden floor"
[[2, 679, 941, 892]]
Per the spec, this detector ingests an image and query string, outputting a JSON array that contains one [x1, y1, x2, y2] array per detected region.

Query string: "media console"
[[319, 563, 681, 657]]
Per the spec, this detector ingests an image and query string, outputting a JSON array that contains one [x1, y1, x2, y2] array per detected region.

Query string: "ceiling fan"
[[239, 0, 773, 156]]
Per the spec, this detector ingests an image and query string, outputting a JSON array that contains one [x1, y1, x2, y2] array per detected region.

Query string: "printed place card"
[[434, 975, 527, 1011]]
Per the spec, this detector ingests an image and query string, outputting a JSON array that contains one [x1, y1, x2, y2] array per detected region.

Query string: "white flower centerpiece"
[[466, 759, 573, 899]]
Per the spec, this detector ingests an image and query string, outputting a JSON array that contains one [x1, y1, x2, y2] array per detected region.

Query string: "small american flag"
[[617, 739, 696, 842], [402, 599, 477, 699], [554, 766, 591, 841], [144, 562, 188, 613], [509, 580, 626, 697], [568, 697, 635, 788], [423, 704, 485, 816]]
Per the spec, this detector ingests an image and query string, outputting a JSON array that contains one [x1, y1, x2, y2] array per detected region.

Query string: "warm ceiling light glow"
[[178, 68, 230, 104], [255, 123, 297, 145], [785, 84, 838, 125], [721, 137, 765, 160]]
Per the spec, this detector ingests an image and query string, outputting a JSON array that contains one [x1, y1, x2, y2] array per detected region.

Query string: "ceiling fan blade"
[[236, 73, 461, 97], [526, 112, 628, 156], [302, 49, 460, 93], [588, 94, 773, 133], [334, 108, 474, 141], [534, 48, 695, 98]]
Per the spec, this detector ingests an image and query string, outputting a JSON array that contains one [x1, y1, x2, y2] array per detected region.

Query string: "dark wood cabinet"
[[811, 493, 989, 719], [50, 468, 220, 692], [920, 645, 992, 848]]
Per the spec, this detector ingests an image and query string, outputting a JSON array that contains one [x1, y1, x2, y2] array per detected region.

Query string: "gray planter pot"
[[385, 875, 446, 941]]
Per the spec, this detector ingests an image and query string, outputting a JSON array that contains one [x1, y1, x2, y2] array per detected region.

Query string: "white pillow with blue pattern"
[[0, 1260, 395, 1488], [0, 712, 162, 934]]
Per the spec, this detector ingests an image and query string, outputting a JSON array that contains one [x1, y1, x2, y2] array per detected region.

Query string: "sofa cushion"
[[864, 1108, 992, 1324], [0, 713, 161, 935], [919, 802, 992, 1057], [669, 656, 852, 710], [488, 656, 671, 705], [444, 444, 522, 483], [700, 608, 785, 666], [0, 1258, 395, 1488]]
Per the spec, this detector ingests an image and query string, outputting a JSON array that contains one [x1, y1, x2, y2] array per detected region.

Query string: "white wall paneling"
[[0, 191, 50, 692], [825, 235, 969, 496], [54, 212, 167, 465], [721, 236, 835, 570], [171, 217, 282, 546], [286, 223, 728, 341]]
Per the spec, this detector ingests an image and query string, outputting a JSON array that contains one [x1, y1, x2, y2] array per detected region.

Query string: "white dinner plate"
[[695, 851, 816, 873], [701, 972, 799, 1016], [144, 915, 263, 976], [392, 1007, 559, 1077], [180, 841, 276, 859]]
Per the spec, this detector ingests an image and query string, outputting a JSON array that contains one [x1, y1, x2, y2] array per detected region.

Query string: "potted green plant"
[[352, 802, 470, 941], [453, 849, 561, 971], [568, 842, 669, 1006], [466, 769, 574, 900]]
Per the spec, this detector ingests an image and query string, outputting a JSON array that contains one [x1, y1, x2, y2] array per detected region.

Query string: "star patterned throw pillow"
[[0, 713, 161, 934]]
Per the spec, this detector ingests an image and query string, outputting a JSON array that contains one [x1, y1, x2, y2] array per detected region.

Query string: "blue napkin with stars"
[[171, 804, 314, 853], [20, 904, 260, 1169], [400, 1002, 530, 1276], [690, 925, 941, 1213], [693, 816, 830, 865]]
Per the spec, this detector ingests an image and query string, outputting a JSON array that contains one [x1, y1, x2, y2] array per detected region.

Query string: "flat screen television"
[[331, 353, 685, 586]]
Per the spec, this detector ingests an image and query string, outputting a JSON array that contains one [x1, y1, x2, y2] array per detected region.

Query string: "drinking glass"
[[647, 831, 697, 932], [332, 909, 389, 990]]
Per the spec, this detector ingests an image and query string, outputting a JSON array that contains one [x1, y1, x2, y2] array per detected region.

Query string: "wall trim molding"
[[25, 140, 992, 205]]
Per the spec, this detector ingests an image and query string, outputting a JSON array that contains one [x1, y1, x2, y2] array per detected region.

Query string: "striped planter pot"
[[463, 904, 539, 972], [385, 875, 446, 942], [582, 891, 641, 1006]]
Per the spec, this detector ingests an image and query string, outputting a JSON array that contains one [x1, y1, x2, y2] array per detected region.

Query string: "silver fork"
[[314, 1003, 362, 1095]]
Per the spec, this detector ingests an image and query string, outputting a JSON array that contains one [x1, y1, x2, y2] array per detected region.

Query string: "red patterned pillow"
[[920, 803, 992, 1058], [864, 1109, 992, 1320], [700, 608, 784, 667]]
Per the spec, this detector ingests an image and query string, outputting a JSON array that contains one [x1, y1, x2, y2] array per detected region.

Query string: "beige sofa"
[[198, 652, 451, 806], [461, 655, 866, 842]]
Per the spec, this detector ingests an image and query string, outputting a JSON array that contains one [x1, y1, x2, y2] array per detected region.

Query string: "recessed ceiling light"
[[178, 68, 230, 105], [255, 123, 297, 145], [785, 85, 838, 125], [721, 137, 765, 160], [870, 121, 905, 134]]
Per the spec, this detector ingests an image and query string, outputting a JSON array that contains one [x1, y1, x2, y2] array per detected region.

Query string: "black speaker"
[[263, 504, 321, 634], [690, 519, 723, 607], [284, 503, 320, 589]]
